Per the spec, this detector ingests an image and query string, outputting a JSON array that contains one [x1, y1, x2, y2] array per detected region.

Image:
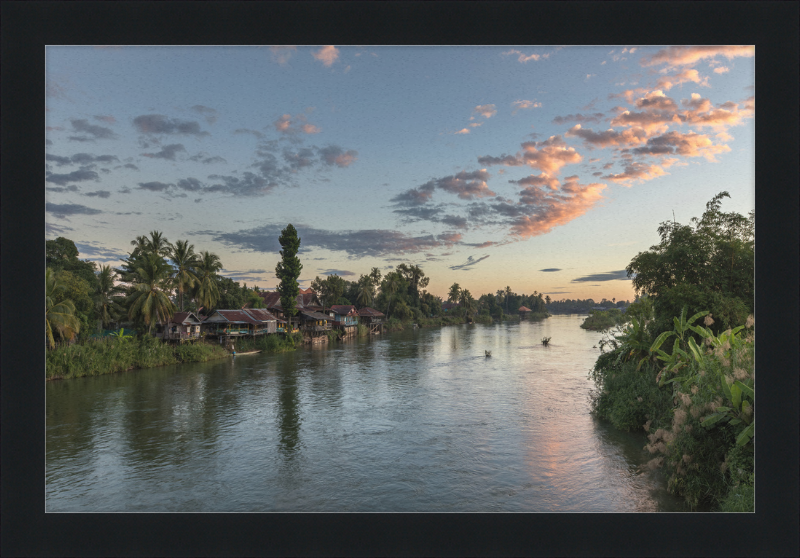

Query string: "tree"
[[355, 274, 375, 307], [126, 253, 177, 334], [311, 274, 346, 310], [459, 288, 476, 317], [275, 224, 303, 331], [448, 283, 461, 304], [380, 272, 403, 318], [626, 192, 754, 335], [46, 268, 81, 348], [46, 237, 98, 285], [505, 285, 512, 314], [144, 230, 174, 258], [545, 295, 551, 305], [169, 240, 199, 312], [193, 250, 223, 313], [94, 265, 124, 329]]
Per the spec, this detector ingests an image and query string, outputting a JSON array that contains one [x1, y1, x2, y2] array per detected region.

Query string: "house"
[[242, 308, 279, 335], [258, 289, 323, 321], [329, 304, 359, 337], [202, 309, 261, 337], [297, 309, 332, 343], [358, 307, 385, 334], [518, 305, 532, 319], [442, 301, 459, 313], [156, 312, 203, 341]]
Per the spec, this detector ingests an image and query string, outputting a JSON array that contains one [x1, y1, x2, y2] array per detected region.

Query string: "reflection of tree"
[[276, 354, 301, 456]]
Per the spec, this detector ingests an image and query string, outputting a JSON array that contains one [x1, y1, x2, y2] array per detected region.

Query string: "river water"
[[46, 315, 688, 512]]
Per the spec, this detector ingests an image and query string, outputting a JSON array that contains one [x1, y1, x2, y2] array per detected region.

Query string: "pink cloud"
[[502, 49, 548, 63], [655, 69, 709, 90], [312, 45, 339, 67], [677, 94, 755, 131], [301, 123, 321, 134], [274, 114, 291, 132], [602, 162, 668, 185], [510, 172, 561, 190], [510, 178, 606, 238], [713, 66, 730, 74], [474, 104, 497, 118], [640, 45, 754, 68], [633, 130, 731, 161], [566, 124, 649, 148], [270, 46, 296, 65], [454, 128, 470, 135], [512, 99, 541, 113], [436, 170, 495, 200]]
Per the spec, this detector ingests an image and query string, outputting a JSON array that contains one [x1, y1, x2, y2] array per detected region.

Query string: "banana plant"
[[649, 307, 709, 385], [108, 328, 134, 342], [701, 377, 754, 446]]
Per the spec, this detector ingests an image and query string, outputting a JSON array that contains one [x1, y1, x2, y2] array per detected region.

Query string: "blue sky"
[[45, 45, 754, 302]]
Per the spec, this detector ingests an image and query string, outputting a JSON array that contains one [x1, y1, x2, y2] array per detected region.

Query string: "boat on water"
[[232, 350, 262, 356]]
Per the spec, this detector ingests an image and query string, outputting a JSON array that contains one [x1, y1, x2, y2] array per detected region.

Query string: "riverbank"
[[46, 313, 551, 380]]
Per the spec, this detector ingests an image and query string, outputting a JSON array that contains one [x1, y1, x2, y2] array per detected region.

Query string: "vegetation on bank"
[[588, 192, 755, 511], [46, 335, 230, 380], [580, 308, 626, 331]]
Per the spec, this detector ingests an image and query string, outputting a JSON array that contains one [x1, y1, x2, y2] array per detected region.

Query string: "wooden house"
[[203, 310, 260, 337], [297, 309, 332, 343], [518, 305, 532, 319], [156, 312, 203, 341], [357, 307, 385, 334], [242, 308, 279, 334], [329, 304, 359, 337]]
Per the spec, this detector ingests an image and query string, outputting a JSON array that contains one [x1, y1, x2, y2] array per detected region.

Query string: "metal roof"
[[242, 308, 278, 322], [518, 306, 532, 312], [165, 311, 202, 325], [298, 310, 331, 321], [212, 310, 260, 325], [330, 304, 358, 316], [358, 307, 385, 317]]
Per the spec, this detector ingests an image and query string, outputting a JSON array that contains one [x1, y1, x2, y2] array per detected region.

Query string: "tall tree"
[[505, 285, 512, 314], [275, 224, 303, 331], [144, 230, 174, 258], [94, 265, 123, 329], [193, 250, 223, 313], [459, 289, 475, 317], [356, 275, 374, 307], [46, 268, 81, 348], [448, 283, 461, 304], [169, 240, 199, 312], [545, 295, 551, 305], [381, 272, 402, 318], [126, 253, 177, 334]]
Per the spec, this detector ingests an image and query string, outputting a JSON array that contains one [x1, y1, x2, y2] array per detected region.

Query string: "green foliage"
[[719, 480, 754, 512], [126, 253, 177, 333], [169, 239, 199, 312], [193, 251, 223, 312], [214, 276, 248, 311], [230, 333, 299, 355], [275, 224, 302, 324], [311, 274, 346, 309], [46, 268, 81, 348], [580, 309, 625, 331]]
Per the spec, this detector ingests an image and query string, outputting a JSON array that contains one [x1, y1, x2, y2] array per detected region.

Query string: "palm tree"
[[94, 265, 123, 329], [448, 283, 461, 304], [130, 235, 149, 256], [193, 250, 223, 313], [356, 275, 374, 307], [505, 285, 512, 315], [381, 273, 401, 318], [127, 253, 177, 334], [46, 268, 81, 348], [170, 239, 199, 312], [459, 289, 475, 318], [545, 295, 551, 305], [145, 230, 173, 258]]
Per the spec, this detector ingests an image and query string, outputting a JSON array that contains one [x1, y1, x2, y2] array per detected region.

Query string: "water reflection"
[[47, 316, 689, 512]]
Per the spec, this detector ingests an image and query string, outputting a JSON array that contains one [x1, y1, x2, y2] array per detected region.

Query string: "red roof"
[[213, 310, 260, 325], [518, 306, 532, 312], [358, 307, 385, 317], [160, 312, 201, 325], [243, 308, 278, 322]]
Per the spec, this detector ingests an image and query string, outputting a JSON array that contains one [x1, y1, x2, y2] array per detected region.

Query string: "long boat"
[[231, 350, 262, 356]]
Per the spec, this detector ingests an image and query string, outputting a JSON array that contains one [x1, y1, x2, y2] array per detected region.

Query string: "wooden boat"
[[231, 350, 262, 356]]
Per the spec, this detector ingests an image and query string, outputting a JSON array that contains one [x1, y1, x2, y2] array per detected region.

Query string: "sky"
[[45, 45, 755, 303]]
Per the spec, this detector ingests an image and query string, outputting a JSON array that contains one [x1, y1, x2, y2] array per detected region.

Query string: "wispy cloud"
[[640, 45, 754, 68], [571, 270, 631, 282], [133, 114, 209, 136], [449, 254, 490, 271], [540, 268, 562, 272], [312, 45, 339, 67], [270, 46, 296, 65], [46, 202, 103, 218]]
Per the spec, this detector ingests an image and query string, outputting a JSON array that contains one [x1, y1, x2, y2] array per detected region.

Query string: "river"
[[46, 315, 688, 512]]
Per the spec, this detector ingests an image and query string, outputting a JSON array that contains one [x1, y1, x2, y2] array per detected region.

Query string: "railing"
[[165, 331, 201, 340]]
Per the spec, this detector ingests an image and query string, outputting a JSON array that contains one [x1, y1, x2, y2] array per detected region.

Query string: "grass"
[[46, 334, 229, 380]]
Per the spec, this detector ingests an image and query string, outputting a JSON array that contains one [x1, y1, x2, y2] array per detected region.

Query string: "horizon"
[[46, 45, 755, 302]]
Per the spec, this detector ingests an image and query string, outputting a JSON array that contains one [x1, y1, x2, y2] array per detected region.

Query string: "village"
[[155, 287, 387, 351]]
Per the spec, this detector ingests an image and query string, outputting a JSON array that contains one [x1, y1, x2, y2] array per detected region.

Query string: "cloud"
[[138, 181, 173, 192], [270, 46, 296, 65], [479, 136, 583, 175], [312, 45, 339, 67], [123, 163, 139, 171], [423, 169, 495, 200], [502, 49, 549, 63], [301, 123, 321, 134], [512, 100, 541, 114], [317, 145, 358, 167], [565, 124, 649, 148], [571, 270, 631, 282], [640, 45, 755, 68], [133, 114, 209, 136], [509, 172, 560, 190], [677, 94, 754, 131], [713, 66, 730, 74], [46, 153, 120, 167], [205, 172, 279, 196], [83, 190, 111, 198], [282, 147, 316, 169], [473, 104, 497, 118], [454, 128, 470, 135], [321, 269, 356, 277], [69, 119, 117, 141], [273, 113, 322, 135], [142, 143, 186, 160], [46, 202, 103, 218], [477, 154, 524, 167], [390, 182, 436, 206], [632, 130, 731, 161], [602, 162, 668, 184], [193, 224, 464, 258], [191, 105, 219, 124], [449, 254, 490, 271], [552, 112, 606, 125], [73, 241, 127, 263], [274, 114, 292, 132], [94, 115, 116, 124], [509, 176, 606, 239], [45, 169, 100, 185], [655, 69, 709, 90], [539, 268, 562, 272]]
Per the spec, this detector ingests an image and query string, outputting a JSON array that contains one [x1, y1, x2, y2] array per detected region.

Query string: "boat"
[[231, 350, 262, 356]]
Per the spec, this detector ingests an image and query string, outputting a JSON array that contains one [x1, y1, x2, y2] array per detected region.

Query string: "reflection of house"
[[518, 305, 532, 319], [358, 307, 385, 334], [157, 312, 203, 341], [330, 304, 359, 336]]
